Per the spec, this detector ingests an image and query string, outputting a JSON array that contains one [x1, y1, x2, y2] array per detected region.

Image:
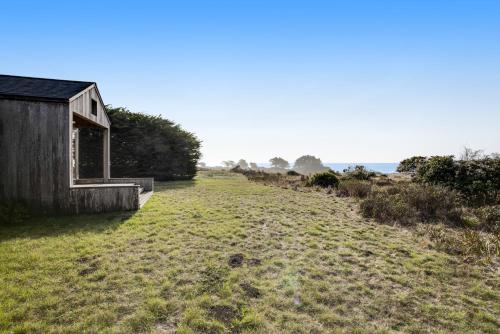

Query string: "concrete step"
[[139, 191, 153, 208]]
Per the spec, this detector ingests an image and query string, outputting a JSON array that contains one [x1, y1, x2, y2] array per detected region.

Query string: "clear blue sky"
[[1, 0, 499, 165]]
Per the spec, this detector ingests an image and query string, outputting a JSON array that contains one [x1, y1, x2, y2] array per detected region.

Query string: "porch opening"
[[72, 113, 106, 180]]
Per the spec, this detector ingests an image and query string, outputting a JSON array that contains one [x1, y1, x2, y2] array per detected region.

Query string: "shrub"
[[416, 156, 456, 187], [458, 230, 500, 262], [374, 176, 393, 187], [414, 156, 500, 206], [343, 165, 376, 180], [454, 158, 500, 206], [401, 184, 462, 223], [336, 180, 372, 198], [360, 184, 462, 226], [231, 165, 245, 173], [397, 156, 427, 173], [399, 153, 500, 206], [424, 225, 500, 262], [238, 169, 306, 189], [360, 193, 414, 224], [307, 171, 339, 188], [474, 205, 500, 233], [286, 170, 301, 176]]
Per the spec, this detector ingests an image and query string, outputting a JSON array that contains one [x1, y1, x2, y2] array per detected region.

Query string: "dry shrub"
[[402, 184, 462, 223], [360, 194, 415, 225], [362, 184, 499, 263], [360, 184, 462, 226], [474, 205, 500, 233], [424, 225, 500, 263], [336, 180, 372, 198], [373, 176, 393, 187]]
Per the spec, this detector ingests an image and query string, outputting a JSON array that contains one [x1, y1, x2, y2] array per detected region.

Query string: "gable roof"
[[0, 74, 94, 102]]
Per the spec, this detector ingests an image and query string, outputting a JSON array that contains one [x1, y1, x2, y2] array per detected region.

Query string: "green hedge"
[[397, 155, 500, 206], [79, 107, 201, 181]]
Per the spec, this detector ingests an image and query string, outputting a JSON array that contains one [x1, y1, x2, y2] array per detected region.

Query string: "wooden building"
[[0, 74, 153, 214]]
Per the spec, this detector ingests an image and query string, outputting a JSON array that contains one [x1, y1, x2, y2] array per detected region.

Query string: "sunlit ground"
[[0, 172, 498, 333]]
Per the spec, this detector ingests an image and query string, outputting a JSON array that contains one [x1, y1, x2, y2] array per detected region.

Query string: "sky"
[[1, 0, 499, 165]]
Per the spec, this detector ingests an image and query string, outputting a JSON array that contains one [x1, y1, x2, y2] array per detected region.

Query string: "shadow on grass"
[[155, 179, 196, 190], [0, 180, 196, 242], [0, 211, 136, 242]]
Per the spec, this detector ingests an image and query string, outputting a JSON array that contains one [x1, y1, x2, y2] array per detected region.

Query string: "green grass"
[[1, 172, 499, 333]]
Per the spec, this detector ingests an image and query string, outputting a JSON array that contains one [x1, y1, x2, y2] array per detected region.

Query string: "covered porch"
[[68, 110, 153, 213]]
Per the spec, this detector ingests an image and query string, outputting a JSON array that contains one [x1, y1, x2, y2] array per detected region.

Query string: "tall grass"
[[360, 184, 499, 263]]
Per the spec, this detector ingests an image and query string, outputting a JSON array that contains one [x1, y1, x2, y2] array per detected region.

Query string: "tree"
[[269, 157, 289, 169], [222, 160, 236, 168], [198, 162, 207, 168], [490, 152, 500, 159], [397, 156, 427, 174], [99, 106, 201, 180], [249, 162, 258, 170], [237, 159, 249, 169], [460, 147, 484, 161], [294, 155, 325, 174]]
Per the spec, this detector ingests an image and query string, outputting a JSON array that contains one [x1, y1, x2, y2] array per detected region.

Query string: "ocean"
[[324, 163, 398, 174]]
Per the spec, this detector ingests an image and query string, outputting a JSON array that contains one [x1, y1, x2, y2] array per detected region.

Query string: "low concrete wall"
[[69, 184, 139, 214], [75, 178, 154, 191]]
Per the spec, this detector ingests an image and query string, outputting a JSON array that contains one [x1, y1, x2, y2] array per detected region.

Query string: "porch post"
[[74, 128, 79, 179], [103, 128, 110, 180]]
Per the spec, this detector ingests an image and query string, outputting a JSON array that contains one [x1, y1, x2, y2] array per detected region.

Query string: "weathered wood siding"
[[1, 96, 147, 214], [69, 86, 109, 128], [0, 99, 70, 212], [69, 185, 139, 214]]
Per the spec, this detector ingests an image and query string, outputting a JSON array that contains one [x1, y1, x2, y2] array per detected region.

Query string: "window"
[[91, 99, 98, 116]]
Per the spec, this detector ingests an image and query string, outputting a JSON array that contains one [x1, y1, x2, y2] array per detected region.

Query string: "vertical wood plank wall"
[[1, 96, 144, 214], [0, 99, 70, 211], [69, 86, 109, 128]]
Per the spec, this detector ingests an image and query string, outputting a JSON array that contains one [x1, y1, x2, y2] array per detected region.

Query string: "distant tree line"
[[79, 106, 201, 181], [226, 155, 328, 175]]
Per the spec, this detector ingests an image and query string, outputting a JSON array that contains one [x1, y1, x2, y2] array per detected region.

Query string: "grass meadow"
[[0, 171, 499, 333]]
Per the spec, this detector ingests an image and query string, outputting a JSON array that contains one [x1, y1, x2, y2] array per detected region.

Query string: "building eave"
[[0, 94, 69, 103]]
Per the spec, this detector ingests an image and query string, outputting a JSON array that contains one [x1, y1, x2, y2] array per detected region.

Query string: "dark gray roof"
[[0, 74, 94, 102]]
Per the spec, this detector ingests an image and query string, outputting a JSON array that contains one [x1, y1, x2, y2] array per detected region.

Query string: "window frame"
[[91, 98, 98, 116]]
